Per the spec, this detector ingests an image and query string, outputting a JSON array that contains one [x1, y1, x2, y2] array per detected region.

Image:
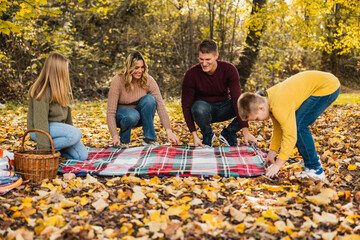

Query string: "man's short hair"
[[198, 39, 218, 53], [237, 92, 265, 120]]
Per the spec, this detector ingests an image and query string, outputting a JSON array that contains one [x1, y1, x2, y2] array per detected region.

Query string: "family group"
[[27, 39, 340, 181]]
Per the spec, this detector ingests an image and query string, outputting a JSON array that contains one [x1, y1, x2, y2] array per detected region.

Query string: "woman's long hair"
[[29, 52, 73, 106], [119, 51, 149, 92]]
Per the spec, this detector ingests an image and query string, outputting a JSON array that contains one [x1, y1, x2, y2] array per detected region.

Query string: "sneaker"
[[142, 138, 159, 146], [219, 128, 238, 146], [298, 168, 325, 181], [203, 133, 216, 147]]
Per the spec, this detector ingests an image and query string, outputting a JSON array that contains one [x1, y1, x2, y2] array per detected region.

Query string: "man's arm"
[[181, 71, 197, 133]]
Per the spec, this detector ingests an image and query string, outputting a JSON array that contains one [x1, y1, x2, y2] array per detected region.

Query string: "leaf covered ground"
[[0, 98, 360, 240]]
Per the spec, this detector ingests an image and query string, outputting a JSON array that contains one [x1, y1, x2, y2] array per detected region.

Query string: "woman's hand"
[[166, 129, 180, 145], [109, 137, 121, 147]]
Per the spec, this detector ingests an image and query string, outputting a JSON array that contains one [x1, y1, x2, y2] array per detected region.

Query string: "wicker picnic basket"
[[14, 129, 60, 182]]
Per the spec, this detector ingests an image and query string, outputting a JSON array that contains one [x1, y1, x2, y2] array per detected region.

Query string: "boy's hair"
[[29, 52, 73, 106], [198, 39, 218, 53], [237, 92, 266, 120]]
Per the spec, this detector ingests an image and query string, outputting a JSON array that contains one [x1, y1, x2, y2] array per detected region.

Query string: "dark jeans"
[[295, 87, 340, 170], [191, 99, 241, 138], [115, 94, 157, 144]]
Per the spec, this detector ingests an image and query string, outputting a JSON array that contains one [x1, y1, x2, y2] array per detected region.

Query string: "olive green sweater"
[[27, 89, 72, 150]]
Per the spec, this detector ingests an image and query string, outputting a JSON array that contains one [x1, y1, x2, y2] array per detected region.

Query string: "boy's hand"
[[265, 158, 286, 178], [265, 163, 282, 178], [264, 149, 277, 167]]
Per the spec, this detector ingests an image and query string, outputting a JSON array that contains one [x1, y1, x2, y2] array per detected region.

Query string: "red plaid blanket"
[[58, 145, 266, 177]]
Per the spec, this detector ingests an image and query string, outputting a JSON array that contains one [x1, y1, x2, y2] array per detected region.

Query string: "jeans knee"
[[121, 111, 140, 127], [141, 94, 157, 107], [78, 151, 88, 161], [69, 128, 82, 145], [191, 101, 211, 119]]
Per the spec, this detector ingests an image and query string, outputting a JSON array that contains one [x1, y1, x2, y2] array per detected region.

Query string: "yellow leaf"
[[306, 188, 338, 205], [342, 234, 360, 240], [261, 184, 284, 192], [10, 206, 19, 211], [262, 209, 279, 220], [59, 200, 77, 208], [236, 223, 245, 233], [348, 164, 357, 170], [80, 196, 89, 206], [52, 207, 66, 215], [12, 211, 22, 218], [45, 216, 65, 227], [166, 205, 183, 216], [206, 191, 217, 202], [178, 196, 192, 204], [79, 211, 88, 217]]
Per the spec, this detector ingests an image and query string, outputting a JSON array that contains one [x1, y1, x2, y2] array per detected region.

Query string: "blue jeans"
[[30, 122, 88, 161], [295, 87, 340, 170], [191, 99, 241, 138], [115, 94, 157, 144]]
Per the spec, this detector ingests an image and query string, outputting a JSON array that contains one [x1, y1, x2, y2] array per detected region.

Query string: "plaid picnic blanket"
[[58, 145, 266, 178]]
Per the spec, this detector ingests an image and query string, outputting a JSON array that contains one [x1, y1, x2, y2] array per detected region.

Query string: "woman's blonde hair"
[[29, 52, 73, 106], [119, 51, 149, 92]]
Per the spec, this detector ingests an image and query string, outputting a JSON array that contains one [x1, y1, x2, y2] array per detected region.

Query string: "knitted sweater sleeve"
[[107, 75, 122, 139], [147, 76, 171, 129]]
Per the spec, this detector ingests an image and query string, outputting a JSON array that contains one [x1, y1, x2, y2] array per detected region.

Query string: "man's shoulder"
[[185, 63, 202, 74], [217, 60, 237, 70]]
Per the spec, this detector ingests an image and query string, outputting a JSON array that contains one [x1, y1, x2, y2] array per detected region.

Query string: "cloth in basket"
[[58, 145, 266, 178]]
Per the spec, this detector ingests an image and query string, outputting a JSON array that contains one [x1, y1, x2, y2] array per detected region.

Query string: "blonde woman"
[[107, 51, 179, 147], [27, 52, 88, 160]]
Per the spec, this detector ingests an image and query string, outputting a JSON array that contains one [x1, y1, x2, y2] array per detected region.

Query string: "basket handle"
[[21, 129, 56, 155]]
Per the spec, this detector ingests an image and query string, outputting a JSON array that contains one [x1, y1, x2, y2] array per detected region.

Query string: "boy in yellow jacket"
[[237, 71, 340, 181]]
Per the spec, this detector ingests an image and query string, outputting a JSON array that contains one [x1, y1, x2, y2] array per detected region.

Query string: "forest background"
[[1, 0, 360, 103]]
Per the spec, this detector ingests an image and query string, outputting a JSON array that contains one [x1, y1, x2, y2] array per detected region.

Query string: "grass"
[[334, 93, 360, 105]]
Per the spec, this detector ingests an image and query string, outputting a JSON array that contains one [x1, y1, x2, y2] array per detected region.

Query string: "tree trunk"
[[236, 0, 267, 90], [321, 3, 341, 76], [187, 0, 194, 65], [229, 0, 241, 63], [208, 0, 215, 39]]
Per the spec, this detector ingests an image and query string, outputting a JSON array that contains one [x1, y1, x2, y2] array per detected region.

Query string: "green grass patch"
[[334, 93, 360, 105]]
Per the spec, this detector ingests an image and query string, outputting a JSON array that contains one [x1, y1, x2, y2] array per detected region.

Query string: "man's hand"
[[242, 128, 257, 146], [192, 131, 205, 148], [166, 129, 180, 145]]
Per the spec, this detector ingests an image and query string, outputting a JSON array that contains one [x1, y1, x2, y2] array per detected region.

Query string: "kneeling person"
[[237, 70, 340, 181], [181, 39, 256, 147], [107, 51, 179, 147]]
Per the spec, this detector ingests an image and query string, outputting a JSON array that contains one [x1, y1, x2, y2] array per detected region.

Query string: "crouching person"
[[237, 71, 340, 181]]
